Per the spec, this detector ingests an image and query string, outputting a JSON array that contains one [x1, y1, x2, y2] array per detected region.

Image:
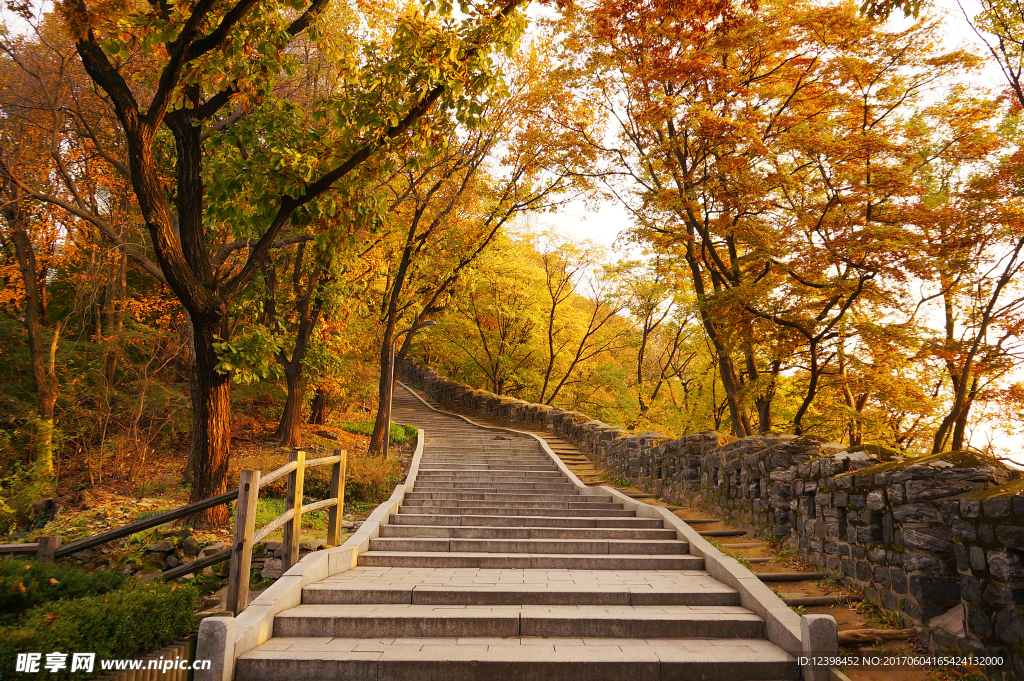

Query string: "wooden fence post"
[[226, 469, 261, 616], [36, 536, 61, 564], [327, 449, 347, 547], [282, 449, 305, 572]]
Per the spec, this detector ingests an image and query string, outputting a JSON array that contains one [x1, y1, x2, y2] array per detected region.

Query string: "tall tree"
[[5, 0, 530, 525]]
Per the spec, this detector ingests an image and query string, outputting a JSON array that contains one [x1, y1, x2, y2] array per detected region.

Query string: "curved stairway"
[[234, 386, 800, 680]]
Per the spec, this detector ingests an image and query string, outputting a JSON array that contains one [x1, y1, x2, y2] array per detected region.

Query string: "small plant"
[[856, 599, 903, 629], [602, 474, 630, 488], [790, 604, 808, 616], [815, 576, 846, 592]]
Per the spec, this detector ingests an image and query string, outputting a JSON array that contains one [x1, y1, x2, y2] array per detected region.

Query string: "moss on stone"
[[966, 478, 1024, 500], [835, 450, 1001, 478]]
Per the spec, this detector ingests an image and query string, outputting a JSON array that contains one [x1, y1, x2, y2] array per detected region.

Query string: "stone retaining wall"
[[401, 360, 1024, 677]]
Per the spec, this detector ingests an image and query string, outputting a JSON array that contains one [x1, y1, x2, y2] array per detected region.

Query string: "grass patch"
[[602, 475, 631, 488], [340, 420, 418, 445], [250, 498, 328, 540]]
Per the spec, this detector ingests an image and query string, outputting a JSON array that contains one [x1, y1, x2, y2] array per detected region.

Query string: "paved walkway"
[[234, 386, 800, 680]]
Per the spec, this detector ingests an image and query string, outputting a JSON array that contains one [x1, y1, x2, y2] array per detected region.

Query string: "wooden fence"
[[0, 448, 347, 615]]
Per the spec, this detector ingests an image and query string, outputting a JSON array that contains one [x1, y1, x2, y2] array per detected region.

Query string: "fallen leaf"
[[48, 578, 60, 585]]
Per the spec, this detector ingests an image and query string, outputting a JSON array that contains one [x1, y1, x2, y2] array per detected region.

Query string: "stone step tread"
[[236, 636, 799, 681], [270, 608, 767, 648], [367, 538, 688, 555], [404, 493, 604, 502], [396, 507, 637, 518], [356, 551, 704, 570], [379, 525, 677, 539], [401, 500, 622, 509], [302, 582, 740, 607], [278, 604, 757, 618], [390, 514, 662, 528]]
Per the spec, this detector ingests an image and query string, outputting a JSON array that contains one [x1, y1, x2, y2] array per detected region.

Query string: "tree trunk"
[[186, 314, 232, 529], [368, 332, 394, 456], [276, 366, 304, 447], [309, 387, 329, 425], [103, 249, 127, 384], [9, 227, 58, 483]]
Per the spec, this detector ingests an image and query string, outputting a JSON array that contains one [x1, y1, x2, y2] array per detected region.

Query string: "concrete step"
[[403, 492, 604, 503], [303, 581, 741, 607], [272, 604, 764, 639], [415, 471, 566, 479], [411, 483, 578, 492], [356, 551, 704, 570], [235, 636, 799, 681], [378, 524, 678, 540], [367, 537, 689, 555], [395, 506, 637, 518], [389, 514, 662, 528], [418, 465, 559, 472], [400, 499, 622, 510]]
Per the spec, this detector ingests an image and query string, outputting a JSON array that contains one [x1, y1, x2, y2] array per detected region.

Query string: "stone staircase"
[[232, 387, 802, 680]]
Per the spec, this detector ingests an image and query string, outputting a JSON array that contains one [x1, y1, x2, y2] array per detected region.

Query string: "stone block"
[[892, 503, 942, 524], [867, 490, 885, 511], [960, 499, 981, 518], [801, 615, 838, 681], [891, 466, 935, 483], [970, 545, 986, 572], [909, 575, 960, 602], [194, 617, 234, 681], [994, 609, 1023, 642], [905, 480, 973, 502], [955, 543, 969, 571], [950, 518, 977, 542], [987, 550, 1024, 582], [902, 526, 953, 553], [979, 524, 994, 542], [982, 497, 1012, 518], [994, 524, 1024, 550], [961, 574, 982, 601], [969, 607, 992, 637], [890, 568, 908, 594]]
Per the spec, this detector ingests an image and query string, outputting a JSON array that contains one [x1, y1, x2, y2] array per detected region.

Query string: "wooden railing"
[[0, 448, 348, 615]]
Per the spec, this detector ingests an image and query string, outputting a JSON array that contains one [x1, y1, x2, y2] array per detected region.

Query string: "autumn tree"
[[0, 0, 535, 525], [534, 234, 627, 405]]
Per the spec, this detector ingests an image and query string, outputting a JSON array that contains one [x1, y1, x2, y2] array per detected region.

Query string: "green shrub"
[[345, 455, 403, 504], [0, 559, 126, 626], [0, 580, 198, 679]]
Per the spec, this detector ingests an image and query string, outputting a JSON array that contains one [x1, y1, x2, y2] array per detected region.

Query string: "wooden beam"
[[36, 536, 61, 564], [227, 469, 261, 616], [54, 489, 238, 558], [281, 449, 306, 573], [0, 543, 40, 555], [326, 449, 346, 547]]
